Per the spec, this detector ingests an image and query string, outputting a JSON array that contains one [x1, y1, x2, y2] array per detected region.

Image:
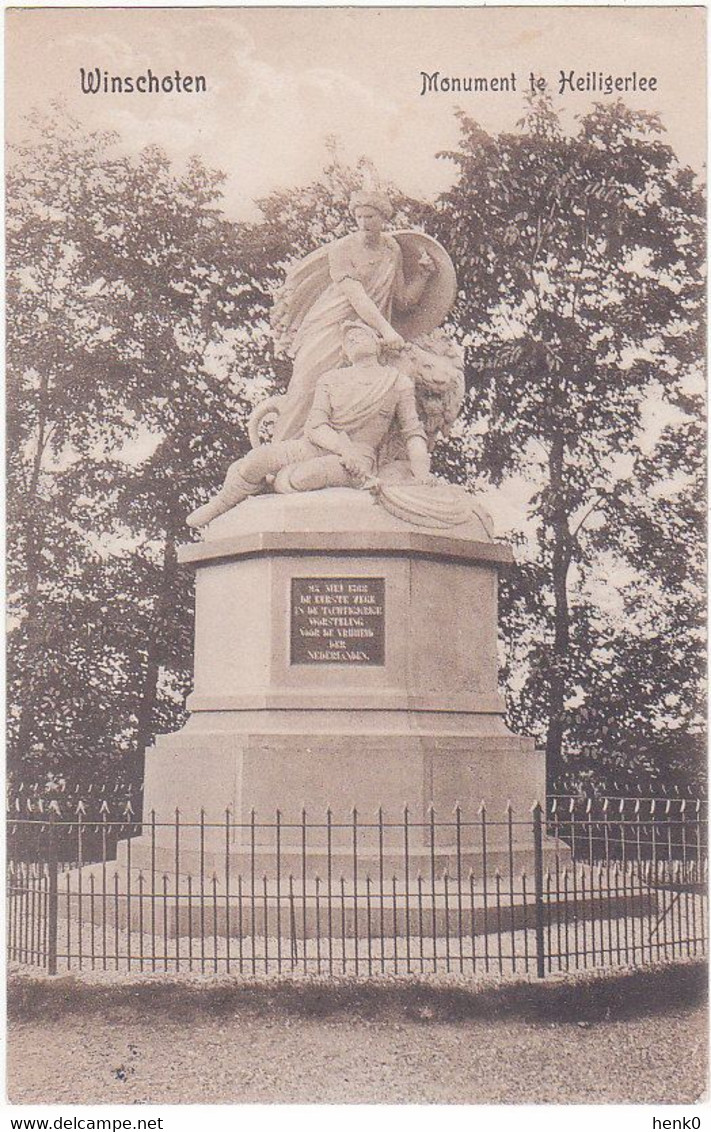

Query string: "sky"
[[6, 7, 707, 219]]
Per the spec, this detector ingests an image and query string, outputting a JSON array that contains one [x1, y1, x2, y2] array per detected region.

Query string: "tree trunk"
[[12, 368, 52, 772], [132, 527, 179, 791], [545, 430, 573, 797]]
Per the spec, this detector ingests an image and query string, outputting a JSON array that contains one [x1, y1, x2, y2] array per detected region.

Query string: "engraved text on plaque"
[[291, 577, 385, 665]]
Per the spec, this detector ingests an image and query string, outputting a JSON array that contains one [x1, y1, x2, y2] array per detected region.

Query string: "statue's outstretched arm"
[[336, 278, 403, 348]]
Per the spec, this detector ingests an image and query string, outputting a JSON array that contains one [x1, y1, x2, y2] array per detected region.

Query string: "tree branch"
[[570, 493, 606, 540]]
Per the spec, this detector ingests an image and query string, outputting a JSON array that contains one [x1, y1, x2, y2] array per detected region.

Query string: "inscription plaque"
[[291, 577, 385, 665]]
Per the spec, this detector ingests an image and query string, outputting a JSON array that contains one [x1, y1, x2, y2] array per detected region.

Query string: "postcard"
[[5, 5, 706, 1110]]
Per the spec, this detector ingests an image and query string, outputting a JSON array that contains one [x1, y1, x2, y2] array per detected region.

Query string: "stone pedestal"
[[136, 488, 544, 872]]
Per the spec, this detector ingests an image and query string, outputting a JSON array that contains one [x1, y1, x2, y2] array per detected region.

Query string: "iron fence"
[[548, 795, 707, 863], [7, 800, 707, 979]]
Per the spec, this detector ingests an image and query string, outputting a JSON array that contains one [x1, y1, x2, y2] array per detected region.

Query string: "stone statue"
[[186, 186, 489, 531], [376, 331, 465, 480], [150, 188, 533, 857], [269, 189, 456, 441], [373, 332, 488, 529], [248, 328, 464, 455], [187, 322, 431, 527]]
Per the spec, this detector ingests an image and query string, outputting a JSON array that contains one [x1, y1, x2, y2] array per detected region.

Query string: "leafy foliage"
[[432, 96, 705, 794], [7, 101, 705, 799], [8, 110, 254, 785]]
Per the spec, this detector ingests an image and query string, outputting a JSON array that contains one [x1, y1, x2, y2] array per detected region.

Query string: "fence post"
[[532, 802, 546, 979], [47, 813, 59, 975]]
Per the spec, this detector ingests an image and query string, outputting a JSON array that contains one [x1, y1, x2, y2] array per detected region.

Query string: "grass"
[[8, 957, 707, 1026]]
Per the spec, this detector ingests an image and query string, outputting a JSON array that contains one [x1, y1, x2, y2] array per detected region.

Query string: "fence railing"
[[6, 800, 707, 979], [547, 795, 707, 863]]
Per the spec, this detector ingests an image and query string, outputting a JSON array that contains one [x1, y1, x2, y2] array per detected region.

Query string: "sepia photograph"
[[5, 4, 707, 1110]]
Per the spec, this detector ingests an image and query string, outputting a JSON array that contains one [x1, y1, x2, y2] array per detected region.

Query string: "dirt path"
[[8, 1002, 706, 1105]]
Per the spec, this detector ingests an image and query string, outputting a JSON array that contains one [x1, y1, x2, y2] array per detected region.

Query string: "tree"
[[9, 102, 704, 804], [7, 121, 432, 791], [7, 109, 254, 787], [559, 411, 706, 796], [433, 96, 705, 793]]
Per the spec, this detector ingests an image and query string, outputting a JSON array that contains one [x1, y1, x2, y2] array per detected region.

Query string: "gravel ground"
[[8, 995, 706, 1104]]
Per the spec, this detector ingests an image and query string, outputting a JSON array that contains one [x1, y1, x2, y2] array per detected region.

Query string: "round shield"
[[390, 231, 457, 340]]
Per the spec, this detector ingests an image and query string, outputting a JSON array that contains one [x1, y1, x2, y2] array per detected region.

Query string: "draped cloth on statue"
[[308, 366, 402, 435], [375, 481, 494, 531], [271, 233, 402, 441]]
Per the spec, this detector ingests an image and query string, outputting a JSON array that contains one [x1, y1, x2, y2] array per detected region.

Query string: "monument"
[[139, 189, 544, 864]]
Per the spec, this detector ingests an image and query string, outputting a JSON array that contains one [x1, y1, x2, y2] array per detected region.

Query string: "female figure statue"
[[269, 189, 456, 441]]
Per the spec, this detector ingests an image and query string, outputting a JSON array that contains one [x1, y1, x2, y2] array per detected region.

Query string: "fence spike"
[[6, 794, 706, 977]]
